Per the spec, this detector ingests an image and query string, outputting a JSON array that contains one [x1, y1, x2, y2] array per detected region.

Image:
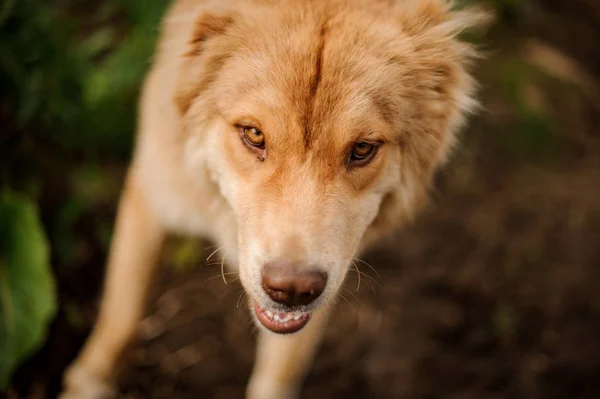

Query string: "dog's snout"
[[261, 263, 327, 307]]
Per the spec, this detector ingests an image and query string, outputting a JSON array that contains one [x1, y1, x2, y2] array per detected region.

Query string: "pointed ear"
[[395, 0, 491, 126], [186, 13, 235, 56], [385, 1, 491, 222], [174, 12, 236, 115], [396, 0, 492, 38]]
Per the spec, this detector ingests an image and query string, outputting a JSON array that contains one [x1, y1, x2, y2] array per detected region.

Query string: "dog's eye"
[[349, 142, 377, 166], [352, 142, 373, 158], [242, 127, 265, 147]]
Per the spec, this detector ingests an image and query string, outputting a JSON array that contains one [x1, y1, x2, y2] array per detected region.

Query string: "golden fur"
[[60, 1, 483, 398]]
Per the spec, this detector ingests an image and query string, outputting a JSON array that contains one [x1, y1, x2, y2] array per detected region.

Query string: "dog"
[[60, 0, 483, 397]]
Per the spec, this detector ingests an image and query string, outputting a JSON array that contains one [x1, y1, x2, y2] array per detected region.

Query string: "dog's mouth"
[[254, 303, 311, 334]]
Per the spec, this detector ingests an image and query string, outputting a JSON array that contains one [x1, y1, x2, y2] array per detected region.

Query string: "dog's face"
[[177, 0, 481, 333]]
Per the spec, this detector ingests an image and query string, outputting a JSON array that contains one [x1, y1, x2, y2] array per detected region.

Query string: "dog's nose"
[[261, 263, 327, 307]]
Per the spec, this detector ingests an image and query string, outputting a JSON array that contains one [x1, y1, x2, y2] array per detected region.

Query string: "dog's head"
[[175, 0, 484, 333]]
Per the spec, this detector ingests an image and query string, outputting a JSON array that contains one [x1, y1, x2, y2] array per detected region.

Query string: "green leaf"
[[0, 193, 57, 390]]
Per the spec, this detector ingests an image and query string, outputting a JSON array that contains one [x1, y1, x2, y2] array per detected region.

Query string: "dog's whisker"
[[221, 255, 228, 284], [356, 270, 379, 289], [350, 261, 361, 292], [212, 271, 238, 275], [205, 244, 233, 262], [341, 287, 363, 307], [204, 260, 222, 265], [345, 258, 379, 294], [204, 247, 234, 285], [330, 297, 342, 312], [337, 293, 356, 313], [204, 272, 238, 283], [347, 258, 380, 293], [352, 258, 380, 280], [204, 260, 228, 268], [236, 291, 247, 309]]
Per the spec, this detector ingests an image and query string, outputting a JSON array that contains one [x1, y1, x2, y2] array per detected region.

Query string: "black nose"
[[261, 262, 327, 307]]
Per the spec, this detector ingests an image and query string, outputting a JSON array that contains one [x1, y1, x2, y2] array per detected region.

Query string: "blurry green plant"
[[0, 192, 57, 390], [0, 0, 168, 157], [0, 0, 168, 390]]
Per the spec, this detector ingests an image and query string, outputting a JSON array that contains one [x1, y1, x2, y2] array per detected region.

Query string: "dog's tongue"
[[254, 304, 311, 334]]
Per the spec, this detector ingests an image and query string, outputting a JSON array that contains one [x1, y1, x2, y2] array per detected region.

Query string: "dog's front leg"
[[60, 173, 165, 399], [247, 310, 328, 399]]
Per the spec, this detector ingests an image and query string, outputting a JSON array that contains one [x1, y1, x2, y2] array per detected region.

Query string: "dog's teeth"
[[262, 309, 305, 323], [278, 314, 289, 322], [281, 314, 292, 322]]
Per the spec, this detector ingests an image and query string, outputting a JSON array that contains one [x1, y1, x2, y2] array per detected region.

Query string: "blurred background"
[[1, 0, 600, 398]]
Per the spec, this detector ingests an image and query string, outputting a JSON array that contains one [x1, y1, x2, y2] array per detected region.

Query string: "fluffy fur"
[[60, 1, 484, 398]]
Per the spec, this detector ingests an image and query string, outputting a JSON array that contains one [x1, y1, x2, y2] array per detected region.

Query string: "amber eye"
[[349, 142, 376, 166], [242, 127, 265, 147]]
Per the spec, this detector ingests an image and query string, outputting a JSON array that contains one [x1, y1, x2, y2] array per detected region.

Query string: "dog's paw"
[[246, 378, 300, 399], [59, 363, 116, 399]]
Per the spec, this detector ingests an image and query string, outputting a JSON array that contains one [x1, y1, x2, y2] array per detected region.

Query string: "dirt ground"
[[8, 1, 600, 398]]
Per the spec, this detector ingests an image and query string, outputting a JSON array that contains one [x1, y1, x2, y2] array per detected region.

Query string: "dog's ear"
[[384, 1, 490, 222], [174, 11, 236, 115], [394, 0, 490, 132], [185, 13, 235, 57], [395, 0, 491, 36]]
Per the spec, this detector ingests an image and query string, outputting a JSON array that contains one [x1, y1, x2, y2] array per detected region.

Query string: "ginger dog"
[[61, 0, 483, 397]]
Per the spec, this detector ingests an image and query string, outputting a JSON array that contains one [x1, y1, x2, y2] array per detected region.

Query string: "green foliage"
[[0, 0, 168, 157], [0, 0, 168, 268], [0, 192, 57, 390], [0, 0, 168, 388]]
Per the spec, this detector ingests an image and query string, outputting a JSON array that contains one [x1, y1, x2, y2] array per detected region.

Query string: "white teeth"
[[281, 314, 292, 322], [262, 308, 307, 323]]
